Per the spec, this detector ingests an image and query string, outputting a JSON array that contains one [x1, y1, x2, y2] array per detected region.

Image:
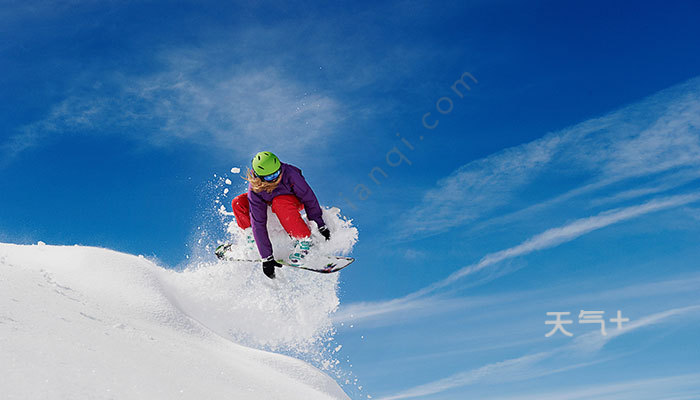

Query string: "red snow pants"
[[232, 193, 311, 239]]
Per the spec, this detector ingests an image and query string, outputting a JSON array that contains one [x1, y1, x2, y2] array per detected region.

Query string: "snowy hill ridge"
[[0, 242, 350, 400]]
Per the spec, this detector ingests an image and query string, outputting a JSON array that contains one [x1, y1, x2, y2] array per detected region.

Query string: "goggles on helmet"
[[257, 169, 281, 182]]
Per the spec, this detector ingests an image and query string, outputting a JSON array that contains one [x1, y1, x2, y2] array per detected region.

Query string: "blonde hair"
[[245, 168, 283, 193]]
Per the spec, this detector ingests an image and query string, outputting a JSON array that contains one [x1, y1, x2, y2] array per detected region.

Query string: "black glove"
[[262, 256, 283, 279], [319, 225, 331, 241]]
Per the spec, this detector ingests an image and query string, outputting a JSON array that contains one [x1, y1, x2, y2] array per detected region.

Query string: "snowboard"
[[215, 244, 354, 273]]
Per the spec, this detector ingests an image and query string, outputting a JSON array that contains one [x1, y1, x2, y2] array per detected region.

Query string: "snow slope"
[[0, 239, 352, 399]]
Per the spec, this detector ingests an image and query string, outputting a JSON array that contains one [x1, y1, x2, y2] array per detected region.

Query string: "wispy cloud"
[[334, 288, 534, 326], [572, 304, 700, 353], [2, 53, 341, 165], [128, 59, 341, 152], [423, 193, 700, 294], [377, 305, 700, 400], [351, 270, 700, 386], [378, 352, 557, 400], [2, 6, 446, 166], [567, 272, 700, 304], [339, 193, 700, 324], [396, 76, 700, 240], [488, 372, 700, 400], [587, 169, 700, 208]]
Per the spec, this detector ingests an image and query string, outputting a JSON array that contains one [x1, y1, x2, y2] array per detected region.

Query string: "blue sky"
[[2, 0, 700, 398]]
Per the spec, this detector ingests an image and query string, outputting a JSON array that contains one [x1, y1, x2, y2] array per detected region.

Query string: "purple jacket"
[[248, 163, 325, 259]]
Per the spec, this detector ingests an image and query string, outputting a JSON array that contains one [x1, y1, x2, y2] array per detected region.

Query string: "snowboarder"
[[229, 151, 331, 279]]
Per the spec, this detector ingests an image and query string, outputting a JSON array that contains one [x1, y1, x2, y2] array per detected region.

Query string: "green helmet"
[[251, 151, 281, 176]]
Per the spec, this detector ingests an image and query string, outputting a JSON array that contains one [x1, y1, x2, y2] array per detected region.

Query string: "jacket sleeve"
[[248, 189, 274, 259], [289, 167, 325, 228]]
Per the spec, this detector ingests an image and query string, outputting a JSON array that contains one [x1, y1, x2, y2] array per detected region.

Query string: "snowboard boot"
[[289, 237, 313, 267]]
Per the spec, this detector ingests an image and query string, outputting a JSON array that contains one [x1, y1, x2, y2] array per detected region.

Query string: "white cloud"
[[571, 304, 700, 353], [377, 352, 555, 400], [3, 9, 444, 165], [429, 193, 700, 292], [340, 193, 700, 324], [568, 272, 700, 304], [126, 58, 341, 153], [333, 288, 532, 326], [397, 77, 700, 239], [487, 373, 700, 400], [2, 46, 342, 164], [587, 169, 700, 207], [377, 305, 700, 400]]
